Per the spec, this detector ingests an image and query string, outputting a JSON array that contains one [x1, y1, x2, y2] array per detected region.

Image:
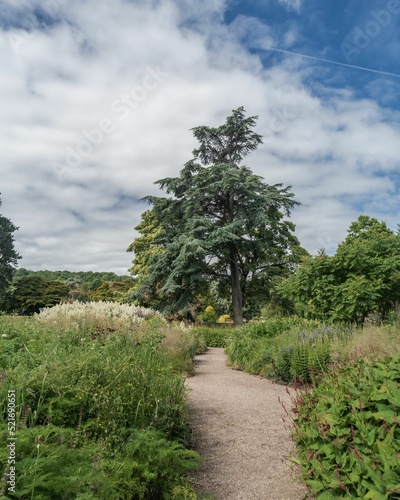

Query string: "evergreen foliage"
[[130, 108, 301, 324], [13, 268, 130, 285], [0, 196, 20, 307], [3, 270, 136, 312], [11, 275, 69, 314]]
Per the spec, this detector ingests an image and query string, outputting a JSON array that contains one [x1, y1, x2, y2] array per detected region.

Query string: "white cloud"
[[1, 0, 400, 274], [278, 0, 302, 13]]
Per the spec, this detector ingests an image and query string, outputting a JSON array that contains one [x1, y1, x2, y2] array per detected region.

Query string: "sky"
[[1, 0, 400, 275]]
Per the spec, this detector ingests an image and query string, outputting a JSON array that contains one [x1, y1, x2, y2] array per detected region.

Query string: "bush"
[[196, 327, 234, 348], [290, 356, 400, 499], [199, 306, 218, 325], [243, 316, 321, 338], [217, 314, 232, 324]]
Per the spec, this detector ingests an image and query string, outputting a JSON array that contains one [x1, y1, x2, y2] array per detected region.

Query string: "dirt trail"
[[186, 348, 308, 500]]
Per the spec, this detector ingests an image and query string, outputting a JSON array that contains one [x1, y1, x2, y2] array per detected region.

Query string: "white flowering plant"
[[35, 301, 164, 337]]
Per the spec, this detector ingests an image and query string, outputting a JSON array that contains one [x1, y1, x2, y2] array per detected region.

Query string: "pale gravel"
[[186, 348, 309, 500]]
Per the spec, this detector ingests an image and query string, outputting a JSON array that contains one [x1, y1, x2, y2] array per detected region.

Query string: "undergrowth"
[[0, 309, 206, 499], [226, 319, 351, 382], [227, 315, 400, 498], [290, 356, 400, 499]]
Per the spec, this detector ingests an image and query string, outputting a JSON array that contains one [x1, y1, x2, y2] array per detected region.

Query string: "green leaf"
[[347, 472, 360, 484], [306, 479, 325, 492], [364, 490, 387, 499], [317, 492, 336, 500], [367, 428, 376, 446], [318, 413, 338, 426], [327, 477, 341, 489], [372, 411, 396, 423], [287, 456, 302, 465]]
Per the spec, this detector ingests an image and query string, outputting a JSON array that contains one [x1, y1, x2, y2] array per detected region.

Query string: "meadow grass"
[[342, 324, 400, 359], [0, 304, 206, 499]]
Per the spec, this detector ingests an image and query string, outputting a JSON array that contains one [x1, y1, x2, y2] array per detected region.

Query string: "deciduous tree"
[[13, 275, 69, 314], [279, 216, 400, 324]]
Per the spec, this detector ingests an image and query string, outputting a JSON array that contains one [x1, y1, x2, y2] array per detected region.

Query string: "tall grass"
[[0, 304, 206, 499], [226, 318, 352, 382], [193, 326, 235, 348]]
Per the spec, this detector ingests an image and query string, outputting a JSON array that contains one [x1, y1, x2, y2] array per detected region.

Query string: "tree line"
[[0, 262, 134, 314], [2, 109, 400, 323]]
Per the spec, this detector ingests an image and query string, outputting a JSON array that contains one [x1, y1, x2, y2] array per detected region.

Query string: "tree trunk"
[[230, 245, 243, 326]]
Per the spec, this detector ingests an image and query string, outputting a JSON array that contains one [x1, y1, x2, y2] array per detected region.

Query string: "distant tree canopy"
[[0, 195, 20, 306], [128, 107, 303, 324], [279, 215, 400, 324], [12, 269, 129, 285], [12, 275, 69, 314], [3, 269, 135, 313], [89, 279, 135, 303]]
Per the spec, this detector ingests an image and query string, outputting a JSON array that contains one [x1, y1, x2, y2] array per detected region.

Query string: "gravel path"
[[186, 348, 309, 500]]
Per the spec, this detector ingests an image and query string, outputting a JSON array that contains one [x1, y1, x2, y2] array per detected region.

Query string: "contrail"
[[249, 46, 400, 79]]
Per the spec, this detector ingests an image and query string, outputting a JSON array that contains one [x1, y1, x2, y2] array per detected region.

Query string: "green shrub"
[[195, 327, 234, 348], [275, 345, 293, 381], [199, 306, 218, 325], [290, 356, 400, 499], [225, 330, 260, 369], [243, 317, 321, 338]]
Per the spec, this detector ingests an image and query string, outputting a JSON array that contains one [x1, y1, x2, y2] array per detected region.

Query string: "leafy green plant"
[[225, 330, 262, 371], [226, 322, 337, 381], [200, 306, 218, 325], [275, 345, 294, 381], [279, 216, 400, 324], [290, 356, 400, 499], [0, 426, 199, 499]]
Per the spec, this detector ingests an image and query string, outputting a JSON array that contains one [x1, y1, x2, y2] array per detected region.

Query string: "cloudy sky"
[[1, 0, 400, 274]]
